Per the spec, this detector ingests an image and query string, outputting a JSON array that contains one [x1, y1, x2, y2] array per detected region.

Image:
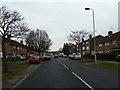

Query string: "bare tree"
[[0, 6, 30, 72], [68, 30, 90, 55], [26, 29, 52, 54]]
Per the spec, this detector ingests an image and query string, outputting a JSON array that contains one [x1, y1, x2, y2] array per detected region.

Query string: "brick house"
[[96, 31, 120, 54], [0, 35, 38, 58], [76, 31, 120, 56], [5, 39, 27, 57]]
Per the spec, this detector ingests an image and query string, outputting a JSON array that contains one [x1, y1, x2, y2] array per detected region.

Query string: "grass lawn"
[[2, 72, 16, 80], [9, 62, 30, 69], [0, 74, 2, 79], [79, 58, 93, 63], [93, 63, 120, 72], [3, 62, 30, 80]]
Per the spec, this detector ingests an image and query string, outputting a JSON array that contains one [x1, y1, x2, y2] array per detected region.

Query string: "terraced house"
[[96, 31, 120, 54], [80, 31, 120, 55], [0, 35, 39, 58]]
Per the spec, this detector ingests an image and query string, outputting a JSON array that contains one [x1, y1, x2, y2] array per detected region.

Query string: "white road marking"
[[57, 60, 69, 70], [72, 72, 94, 90], [12, 63, 42, 88], [60, 62, 62, 64], [63, 64, 69, 70]]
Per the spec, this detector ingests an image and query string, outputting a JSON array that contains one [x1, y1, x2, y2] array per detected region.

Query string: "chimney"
[[108, 31, 113, 36], [89, 35, 92, 39], [82, 38, 84, 42], [20, 40, 23, 44]]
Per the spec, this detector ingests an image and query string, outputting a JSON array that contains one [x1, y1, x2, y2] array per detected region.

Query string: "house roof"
[[89, 31, 120, 45], [90, 35, 105, 45], [104, 31, 120, 42]]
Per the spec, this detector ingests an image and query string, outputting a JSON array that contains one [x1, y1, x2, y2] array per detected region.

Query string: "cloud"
[[1, 1, 118, 51]]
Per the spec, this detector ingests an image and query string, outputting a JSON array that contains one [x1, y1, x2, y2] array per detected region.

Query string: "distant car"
[[63, 55, 67, 58], [29, 56, 40, 64], [68, 54, 74, 59], [116, 54, 120, 62], [54, 54, 59, 58], [59, 53, 64, 57], [73, 53, 81, 60], [43, 54, 51, 61]]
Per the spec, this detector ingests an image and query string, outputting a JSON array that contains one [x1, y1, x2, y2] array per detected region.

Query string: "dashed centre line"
[[57, 59, 94, 90], [63, 64, 69, 70], [72, 72, 94, 90]]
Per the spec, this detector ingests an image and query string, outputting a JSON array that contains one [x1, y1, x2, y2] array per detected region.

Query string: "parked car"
[[73, 53, 81, 60], [63, 55, 67, 58], [59, 53, 64, 57], [6, 56, 21, 61], [43, 54, 51, 61], [29, 56, 40, 64], [116, 54, 120, 62], [39, 55, 44, 61], [17, 55, 25, 61], [54, 54, 59, 58], [68, 54, 74, 59]]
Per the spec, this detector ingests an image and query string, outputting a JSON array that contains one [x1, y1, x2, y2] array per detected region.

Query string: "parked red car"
[[39, 55, 45, 61], [29, 56, 40, 64]]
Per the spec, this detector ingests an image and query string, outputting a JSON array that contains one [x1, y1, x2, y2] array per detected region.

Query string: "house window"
[[86, 41, 89, 44], [83, 52, 85, 55], [112, 41, 117, 45], [0, 52, 2, 58], [97, 51, 103, 53], [13, 46, 16, 49], [12, 52, 16, 57], [98, 43, 102, 47], [105, 42, 110, 46], [105, 51, 109, 53], [86, 46, 89, 50], [17, 47, 20, 49], [82, 47, 85, 50], [82, 42, 84, 45], [0, 44, 1, 48]]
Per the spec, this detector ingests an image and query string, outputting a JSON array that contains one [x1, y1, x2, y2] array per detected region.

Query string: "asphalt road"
[[15, 57, 119, 89]]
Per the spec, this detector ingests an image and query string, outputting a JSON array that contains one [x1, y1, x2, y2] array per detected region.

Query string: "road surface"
[[15, 57, 119, 89]]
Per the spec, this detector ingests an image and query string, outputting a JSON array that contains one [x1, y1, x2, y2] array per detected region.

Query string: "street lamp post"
[[85, 8, 97, 64]]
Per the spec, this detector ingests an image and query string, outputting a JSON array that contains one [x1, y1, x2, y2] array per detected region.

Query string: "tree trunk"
[[80, 43, 83, 56], [25, 47, 29, 64], [2, 36, 8, 72], [75, 45, 77, 53]]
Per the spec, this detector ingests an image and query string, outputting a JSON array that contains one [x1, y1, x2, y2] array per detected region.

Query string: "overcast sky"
[[0, 0, 119, 51]]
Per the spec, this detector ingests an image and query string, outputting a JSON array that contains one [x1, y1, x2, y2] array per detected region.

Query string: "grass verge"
[[9, 62, 30, 69], [3, 62, 30, 80], [2, 72, 16, 80], [0, 74, 2, 79], [93, 63, 120, 72], [79, 58, 94, 63]]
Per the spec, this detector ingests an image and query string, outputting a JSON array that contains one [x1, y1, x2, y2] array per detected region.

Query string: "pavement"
[[14, 58, 119, 89]]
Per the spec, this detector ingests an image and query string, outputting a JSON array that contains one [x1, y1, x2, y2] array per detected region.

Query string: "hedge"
[[96, 53, 117, 61]]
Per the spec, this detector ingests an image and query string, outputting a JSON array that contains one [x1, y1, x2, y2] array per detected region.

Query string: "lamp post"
[[85, 8, 97, 64]]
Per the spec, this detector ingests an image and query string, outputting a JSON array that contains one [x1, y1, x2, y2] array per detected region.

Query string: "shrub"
[[82, 54, 94, 59], [96, 53, 117, 61]]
